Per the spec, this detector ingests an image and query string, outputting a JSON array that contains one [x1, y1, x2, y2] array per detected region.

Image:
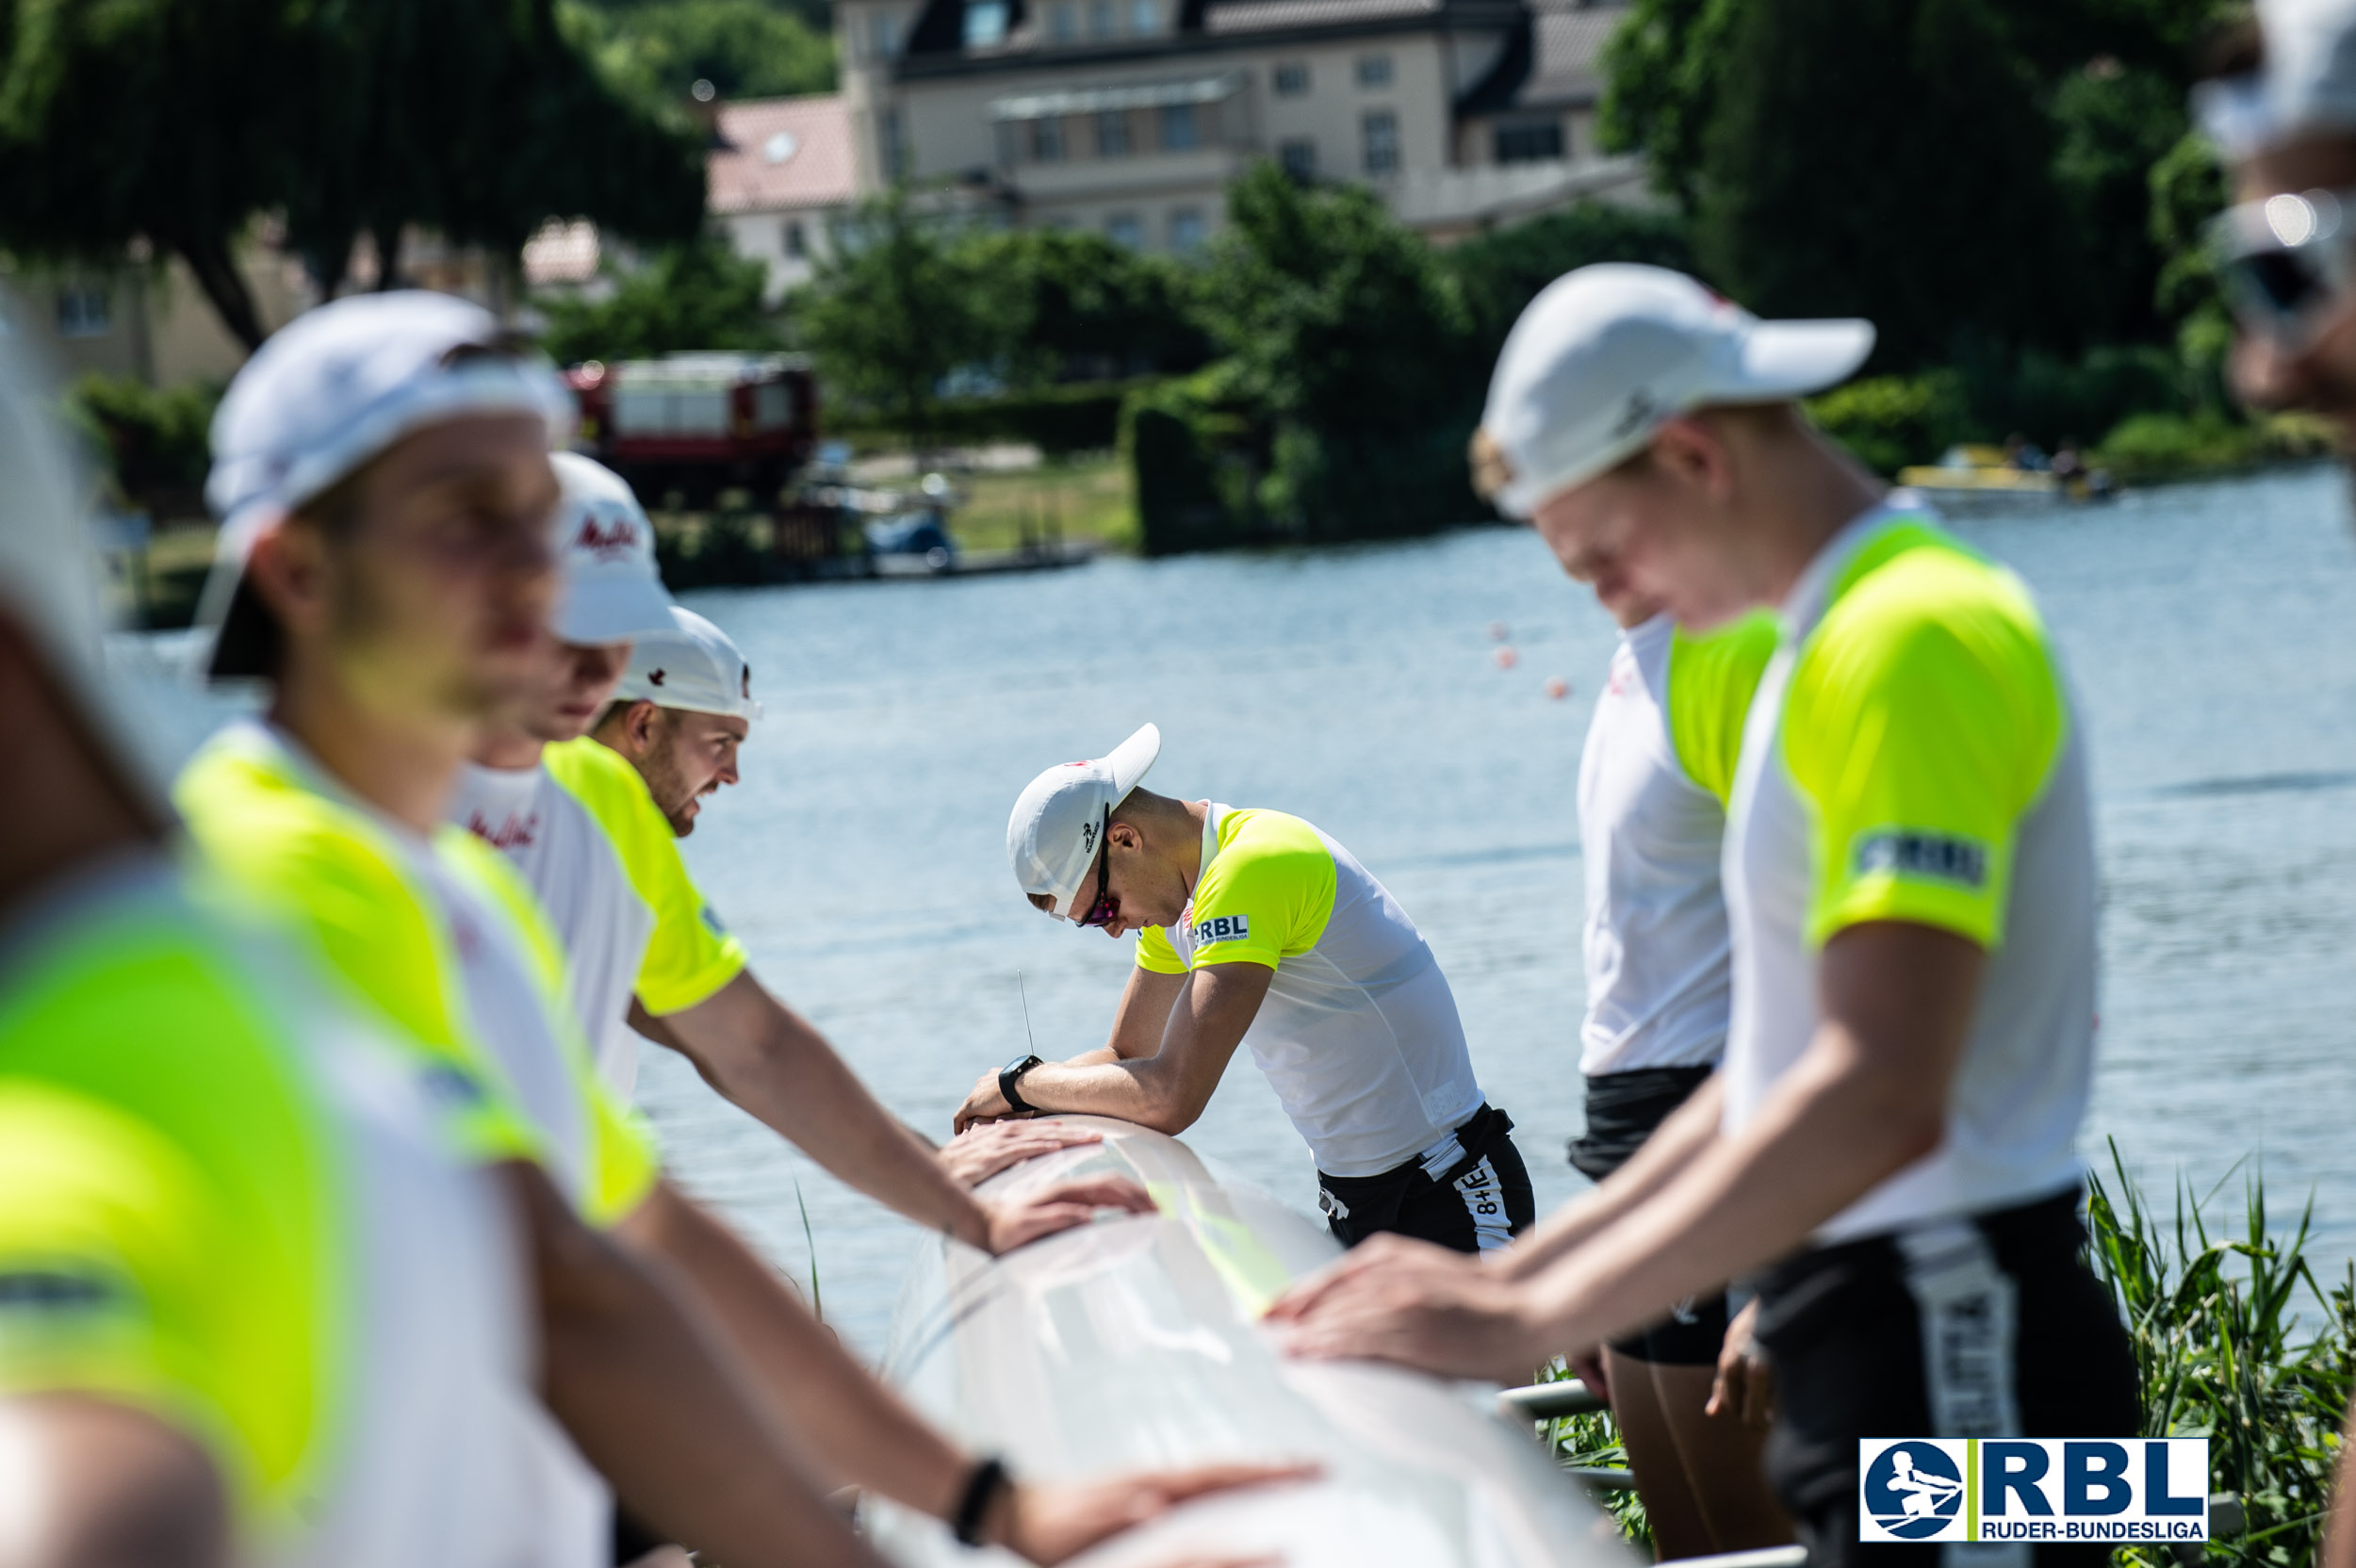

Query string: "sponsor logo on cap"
[[742, 665, 753, 700], [1079, 818, 1099, 855], [574, 514, 641, 562], [1610, 388, 1660, 440], [647, 667, 667, 686]]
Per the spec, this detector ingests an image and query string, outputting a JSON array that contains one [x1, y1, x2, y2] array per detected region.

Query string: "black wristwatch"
[[998, 1053, 1044, 1115]]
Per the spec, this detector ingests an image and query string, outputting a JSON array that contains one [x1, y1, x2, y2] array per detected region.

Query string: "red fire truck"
[[566, 352, 820, 510]]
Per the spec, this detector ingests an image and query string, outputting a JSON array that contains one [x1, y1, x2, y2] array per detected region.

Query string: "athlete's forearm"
[[1490, 1077, 1726, 1282], [2324, 1396, 2356, 1568], [508, 1166, 888, 1568], [1020, 1055, 1200, 1134], [620, 1183, 972, 1521], [1521, 1021, 1951, 1356], [667, 974, 991, 1248]]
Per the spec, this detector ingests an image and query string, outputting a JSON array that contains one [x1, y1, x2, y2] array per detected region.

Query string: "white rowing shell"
[[869, 1116, 1626, 1567]]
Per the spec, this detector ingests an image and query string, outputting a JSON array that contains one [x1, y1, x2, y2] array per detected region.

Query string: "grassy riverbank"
[[1537, 1149, 2356, 1566]]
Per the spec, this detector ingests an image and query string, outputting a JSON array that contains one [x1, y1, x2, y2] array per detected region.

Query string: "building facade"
[[832, 0, 1638, 250]]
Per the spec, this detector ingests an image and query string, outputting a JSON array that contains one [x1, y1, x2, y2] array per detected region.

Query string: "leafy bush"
[[2093, 413, 2335, 484], [1121, 367, 1268, 555], [573, 0, 835, 101], [536, 236, 781, 366], [1952, 340, 2184, 451], [831, 379, 1153, 457], [1807, 372, 1969, 477], [65, 374, 221, 514]]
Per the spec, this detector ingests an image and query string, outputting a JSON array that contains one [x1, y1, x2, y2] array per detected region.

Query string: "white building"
[[707, 94, 864, 302], [830, 0, 1640, 250]]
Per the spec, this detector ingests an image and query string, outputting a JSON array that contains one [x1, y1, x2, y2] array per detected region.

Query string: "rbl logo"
[[1858, 1439, 2208, 1544], [573, 513, 640, 562]]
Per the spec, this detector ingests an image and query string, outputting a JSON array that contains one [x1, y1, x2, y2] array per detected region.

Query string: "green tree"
[[2049, 61, 2194, 346], [961, 227, 1210, 384], [1595, 0, 1745, 210], [0, 0, 304, 348], [1693, 0, 2072, 369], [573, 0, 835, 102], [536, 235, 779, 363], [794, 190, 1007, 449], [1195, 162, 1478, 535], [1448, 201, 1696, 359]]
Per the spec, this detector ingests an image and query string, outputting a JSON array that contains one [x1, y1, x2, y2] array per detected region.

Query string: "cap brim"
[[1729, 318, 1876, 398], [555, 573, 677, 645], [1105, 723, 1160, 800]]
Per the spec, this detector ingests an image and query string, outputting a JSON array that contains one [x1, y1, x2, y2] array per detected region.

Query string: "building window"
[[782, 220, 807, 257], [1278, 137, 1317, 178], [1088, 0, 1113, 35], [1050, 2, 1077, 41], [1362, 110, 1399, 175], [964, 0, 1008, 47], [882, 106, 911, 177], [1031, 116, 1067, 161], [1169, 207, 1206, 252], [1106, 213, 1145, 249], [1097, 109, 1132, 156], [1272, 61, 1310, 96], [1130, 0, 1157, 31], [1493, 120, 1564, 163], [1357, 52, 1392, 87], [868, 9, 902, 57], [56, 286, 109, 338], [1160, 101, 1199, 150]]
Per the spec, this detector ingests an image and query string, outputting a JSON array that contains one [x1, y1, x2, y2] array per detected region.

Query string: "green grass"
[[947, 453, 1137, 553], [1535, 1148, 2356, 1567]]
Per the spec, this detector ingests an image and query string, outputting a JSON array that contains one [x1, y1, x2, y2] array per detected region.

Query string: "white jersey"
[[450, 760, 655, 1095], [1577, 612, 1775, 1076], [1723, 507, 2096, 1242], [1136, 805, 1485, 1178]]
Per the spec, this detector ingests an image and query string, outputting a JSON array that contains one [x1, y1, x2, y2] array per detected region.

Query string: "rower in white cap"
[[963, 724, 1536, 1256]]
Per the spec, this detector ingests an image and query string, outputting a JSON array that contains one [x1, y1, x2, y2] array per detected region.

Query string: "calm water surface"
[[123, 465, 2356, 1353]]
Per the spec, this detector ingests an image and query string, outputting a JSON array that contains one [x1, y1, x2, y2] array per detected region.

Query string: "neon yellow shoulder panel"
[[1135, 923, 1187, 975], [0, 913, 345, 1532], [174, 735, 532, 1167], [1781, 522, 2067, 949], [545, 737, 747, 1015], [1665, 611, 1778, 808], [1174, 809, 1335, 970]]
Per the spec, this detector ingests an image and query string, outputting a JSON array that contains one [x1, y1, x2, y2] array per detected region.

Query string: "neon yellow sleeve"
[[1782, 547, 2066, 950], [441, 832, 663, 1226], [0, 923, 346, 1527], [545, 739, 746, 1015], [1666, 611, 1779, 808], [1183, 811, 1335, 970], [175, 752, 539, 1168], [1135, 923, 1188, 975]]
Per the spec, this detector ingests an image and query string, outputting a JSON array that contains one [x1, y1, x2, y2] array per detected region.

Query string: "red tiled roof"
[[708, 95, 859, 215]]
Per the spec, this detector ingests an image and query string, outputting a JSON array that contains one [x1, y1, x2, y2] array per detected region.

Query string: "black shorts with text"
[[1317, 1102, 1535, 1254], [1568, 1064, 1728, 1364]]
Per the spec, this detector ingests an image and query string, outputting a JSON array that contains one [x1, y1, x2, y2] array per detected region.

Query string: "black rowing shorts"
[[1753, 1184, 2140, 1568], [1317, 1102, 1535, 1254], [1568, 1065, 1727, 1365]]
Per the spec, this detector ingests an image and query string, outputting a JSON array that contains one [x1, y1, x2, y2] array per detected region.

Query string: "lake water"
[[122, 464, 2356, 1355]]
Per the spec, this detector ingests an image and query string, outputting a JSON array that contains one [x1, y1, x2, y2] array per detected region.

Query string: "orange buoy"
[[1544, 677, 1569, 699], [1494, 646, 1518, 669], [1488, 621, 1511, 642]]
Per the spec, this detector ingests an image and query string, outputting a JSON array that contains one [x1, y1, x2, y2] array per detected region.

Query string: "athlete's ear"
[[243, 521, 334, 646], [623, 699, 661, 753], [1106, 819, 1144, 853], [1648, 415, 1735, 503]]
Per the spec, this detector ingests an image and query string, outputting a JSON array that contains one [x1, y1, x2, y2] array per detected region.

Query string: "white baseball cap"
[[549, 452, 674, 645], [614, 606, 762, 722], [0, 327, 165, 817], [2198, 0, 2356, 157], [1479, 264, 1875, 518], [195, 290, 570, 681], [1007, 723, 1161, 912]]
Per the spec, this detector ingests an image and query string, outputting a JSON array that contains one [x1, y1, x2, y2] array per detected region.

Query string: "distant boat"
[[1897, 446, 2113, 512]]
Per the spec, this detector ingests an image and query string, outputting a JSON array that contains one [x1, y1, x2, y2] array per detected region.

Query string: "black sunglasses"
[[1078, 806, 1120, 929]]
